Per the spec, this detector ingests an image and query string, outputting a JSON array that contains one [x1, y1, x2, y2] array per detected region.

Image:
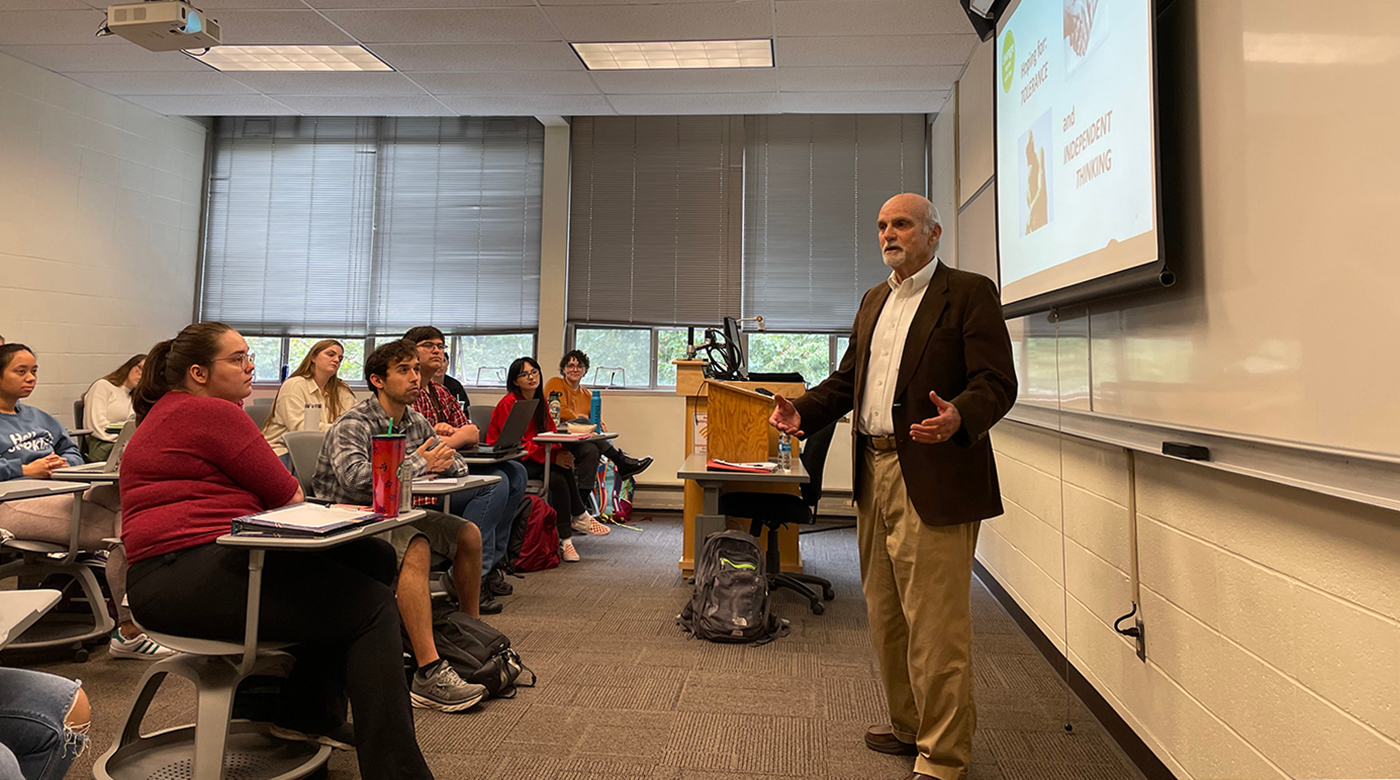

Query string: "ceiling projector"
[[105, 1, 220, 52]]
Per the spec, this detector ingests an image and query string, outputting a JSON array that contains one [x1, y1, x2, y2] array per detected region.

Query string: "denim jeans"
[[0, 668, 85, 780], [469, 460, 527, 573], [446, 476, 512, 580]]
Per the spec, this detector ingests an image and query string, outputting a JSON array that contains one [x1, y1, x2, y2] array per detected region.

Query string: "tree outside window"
[[244, 337, 283, 384], [746, 333, 832, 385], [575, 328, 651, 388], [455, 334, 534, 387]]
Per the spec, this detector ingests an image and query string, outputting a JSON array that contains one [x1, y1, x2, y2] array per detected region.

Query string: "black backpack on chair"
[[679, 530, 788, 644]]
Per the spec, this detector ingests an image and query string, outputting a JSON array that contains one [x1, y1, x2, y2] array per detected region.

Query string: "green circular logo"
[[1000, 31, 1016, 93]]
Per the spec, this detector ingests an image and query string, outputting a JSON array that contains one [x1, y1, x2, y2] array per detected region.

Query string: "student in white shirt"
[[82, 354, 143, 461], [261, 339, 357, 464]]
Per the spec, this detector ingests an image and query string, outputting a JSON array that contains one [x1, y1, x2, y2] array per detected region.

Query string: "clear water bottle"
[[777, 433, 791, 472]]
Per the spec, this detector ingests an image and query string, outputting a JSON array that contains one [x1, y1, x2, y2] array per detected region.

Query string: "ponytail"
[[131, 322, 233, 422], [131, 340, 175, 423]]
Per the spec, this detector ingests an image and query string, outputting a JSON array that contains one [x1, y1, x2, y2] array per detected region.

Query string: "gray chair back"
[[73, 398, 85, 429], [468, 405, 494, 429], [282, 431, 325, 496], [246, 403, 272, 428]]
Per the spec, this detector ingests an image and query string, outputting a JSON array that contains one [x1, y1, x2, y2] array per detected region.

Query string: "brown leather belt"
[[867, 434, 898, 451]]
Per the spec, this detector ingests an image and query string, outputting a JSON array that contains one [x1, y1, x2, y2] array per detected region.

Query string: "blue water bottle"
[[589, 392, 602, 426]]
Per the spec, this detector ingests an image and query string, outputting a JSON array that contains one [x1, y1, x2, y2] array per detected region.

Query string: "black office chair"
[[719, 421, 838, 615]]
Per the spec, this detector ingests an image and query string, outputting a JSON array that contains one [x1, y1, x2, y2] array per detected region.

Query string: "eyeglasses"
[[216, 352, 255, 368], [564, 363, 586, 370], [519, 369, 540, 378], [417, 341, 446, 353]]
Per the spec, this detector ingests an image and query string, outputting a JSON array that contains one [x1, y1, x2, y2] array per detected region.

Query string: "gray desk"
[[50, 466, 118, 484], [536, 431, 620, 489], [677, 453, 808, 564], [0, 589, 61, 650]]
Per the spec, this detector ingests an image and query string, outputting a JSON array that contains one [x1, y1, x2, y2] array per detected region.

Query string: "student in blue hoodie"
[[0, 343, 173, 660]]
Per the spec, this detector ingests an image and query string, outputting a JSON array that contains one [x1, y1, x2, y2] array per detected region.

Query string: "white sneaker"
[[108, 630, 177, 660], [410, 663, 488, 713], [560, 539, 581, 562]]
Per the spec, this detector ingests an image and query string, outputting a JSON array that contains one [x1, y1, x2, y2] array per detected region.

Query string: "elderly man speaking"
[[770, 193, 1016, 780]]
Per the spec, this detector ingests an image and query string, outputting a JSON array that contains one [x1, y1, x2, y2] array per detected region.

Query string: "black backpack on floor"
[[405, 605, 536, 699], [679, 530, 787, 644]]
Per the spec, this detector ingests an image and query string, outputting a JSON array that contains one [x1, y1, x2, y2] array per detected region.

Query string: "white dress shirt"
[[858, 258, 940, 436]]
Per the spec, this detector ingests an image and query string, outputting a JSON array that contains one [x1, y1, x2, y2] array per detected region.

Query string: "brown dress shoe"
[[864, 724, 918, 756]]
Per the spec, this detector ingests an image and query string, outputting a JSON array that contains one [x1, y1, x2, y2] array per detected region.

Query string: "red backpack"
[[512, 494, 561, 572]]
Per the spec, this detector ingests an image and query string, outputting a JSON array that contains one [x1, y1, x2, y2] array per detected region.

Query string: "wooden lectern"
[[674, 360, 807, 575]]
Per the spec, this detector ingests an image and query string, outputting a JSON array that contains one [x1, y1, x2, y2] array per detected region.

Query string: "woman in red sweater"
[[119, 322, 433, 780], [488, 357, 606, 563]]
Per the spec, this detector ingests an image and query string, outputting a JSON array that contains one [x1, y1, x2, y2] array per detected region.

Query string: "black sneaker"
[[480, 595, 504, 615], [486, 567, 513, 596], [616, 455, 653, 479]]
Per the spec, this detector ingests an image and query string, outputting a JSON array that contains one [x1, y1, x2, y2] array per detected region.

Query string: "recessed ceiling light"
[[571, 39, 773, 70], [190, 45, 393, 72]]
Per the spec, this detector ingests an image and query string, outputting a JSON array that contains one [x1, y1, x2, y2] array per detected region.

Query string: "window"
[[746, 333, 834, 385], [454, 334, 535, 388], [656, 328, 692, 387], [200, 116, 543, 337], [575, 328, 652, 388], [244, 336, 284, 384]]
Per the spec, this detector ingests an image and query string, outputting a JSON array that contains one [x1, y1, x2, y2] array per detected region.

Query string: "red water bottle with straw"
[[371, 424, 407, 517]]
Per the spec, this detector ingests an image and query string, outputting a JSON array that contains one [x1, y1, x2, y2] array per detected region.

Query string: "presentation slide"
[[995, 0, 1160, 309]]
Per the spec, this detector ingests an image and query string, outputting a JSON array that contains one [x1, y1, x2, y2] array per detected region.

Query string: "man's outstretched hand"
[[769, 394, 804, 437], [910, 391, 961, 445]]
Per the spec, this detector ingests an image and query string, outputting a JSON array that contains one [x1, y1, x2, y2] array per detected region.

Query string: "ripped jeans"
[[0, 668, 86, 780]]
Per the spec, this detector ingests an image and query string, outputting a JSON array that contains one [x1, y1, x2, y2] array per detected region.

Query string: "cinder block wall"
[[0, 51, 206, 419], [982, 419, 1400, 779]]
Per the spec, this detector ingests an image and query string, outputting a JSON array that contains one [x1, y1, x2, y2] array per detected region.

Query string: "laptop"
[[54, 420, 135, 476], [467, 399, 538, 456]]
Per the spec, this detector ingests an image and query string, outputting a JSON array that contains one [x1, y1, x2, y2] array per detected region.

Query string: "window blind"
[[743, 114, 927, 332], [200, 116, 544, 337], [201, 117, 377, 335], [370, 117, 543, 334], [567, 116, 744, 327]]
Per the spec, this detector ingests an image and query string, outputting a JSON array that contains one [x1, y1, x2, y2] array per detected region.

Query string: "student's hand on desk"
[[432, 423, 456, 437], [22, 455, 67, 479], [910, 391, 962, 445], [444, 424, 479, 450], [424, 440, 455, 473]]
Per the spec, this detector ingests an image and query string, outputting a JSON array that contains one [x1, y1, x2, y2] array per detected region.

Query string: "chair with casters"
[[0, 495, 116, 661], [718, 421, 839, 615]]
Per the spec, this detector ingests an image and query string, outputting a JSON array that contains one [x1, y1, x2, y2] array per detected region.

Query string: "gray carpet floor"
[[19, 513, 1145, 780]]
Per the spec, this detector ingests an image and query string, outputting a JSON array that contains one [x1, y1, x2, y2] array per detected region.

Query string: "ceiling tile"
[[324, 9, 558, 44], [607, 91, 779, 115], [778, 89, 948, 113], [229, 71, 429, 96], [0, 43, 216, 72], [778, 65, 960, 92], [776, 34, 977, 67], [436, 93, 615, 116], [541, 0, 735, 4], [0, 0, 88, 9], [64, 71, 257, 95], [592, 68, 776, 94], [121, 93, 298, 115], [209, 10, 355, 45], [0, 10, 106, 46], [269, 94, 453, 115], [367, 42, 583, 72], [412, 70, 598, 95], [195, 0, 307, 9], [545, 3, 770, 42], [775, 0, 972, 37]]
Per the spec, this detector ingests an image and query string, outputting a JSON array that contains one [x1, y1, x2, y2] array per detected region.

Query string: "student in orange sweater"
[[542, 350, 652, 500]]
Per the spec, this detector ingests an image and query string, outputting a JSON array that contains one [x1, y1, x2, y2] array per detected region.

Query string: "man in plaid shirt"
[[404, 326, 529, 600], [312, 339, 514, 615]]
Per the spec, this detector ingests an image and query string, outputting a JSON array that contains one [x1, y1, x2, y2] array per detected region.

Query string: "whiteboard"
[[1001, 0, 1400, 460]]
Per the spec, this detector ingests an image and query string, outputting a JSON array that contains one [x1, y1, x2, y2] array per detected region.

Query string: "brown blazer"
[[792, 261, 1017, 527]]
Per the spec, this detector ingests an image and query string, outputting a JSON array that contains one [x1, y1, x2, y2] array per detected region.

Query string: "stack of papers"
[[231, 503, 383, 538], [706, 459, 779, 473]]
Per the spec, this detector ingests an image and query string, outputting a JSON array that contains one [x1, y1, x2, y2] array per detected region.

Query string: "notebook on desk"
[[53, 421, 135, 477], [230, 503, 383, 538], [465, 399, 538, 457]]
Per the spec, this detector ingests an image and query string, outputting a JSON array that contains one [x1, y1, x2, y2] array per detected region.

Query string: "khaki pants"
[[858, 446, 980, 780]]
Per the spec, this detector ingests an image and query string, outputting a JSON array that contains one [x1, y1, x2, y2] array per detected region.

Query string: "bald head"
[[878, 193, 943, 280]]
